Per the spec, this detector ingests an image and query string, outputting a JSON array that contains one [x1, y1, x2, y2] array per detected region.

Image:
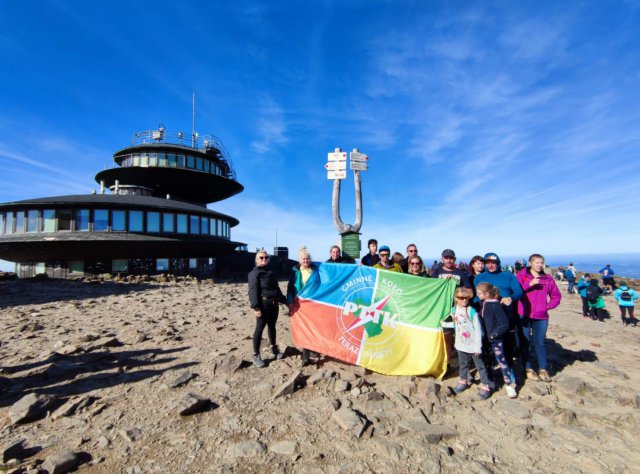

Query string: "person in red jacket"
[[516, 253, 562, 382]]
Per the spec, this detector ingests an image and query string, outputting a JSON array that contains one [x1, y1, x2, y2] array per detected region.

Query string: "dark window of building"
[[189, 258, 197, 269], [94, 209, 109, 231], [129, 210, 144, 232], [177, 155, 185, 168], [112, 259, 129, 272], [196, 158, 203, 171], [147, 212, 160, 232], [158, 152, 167, 167], [168, 154, 177, 167], [14, 211, 25, 234], [203, 160, 210, 173], [157, 258, 170, 271], [0, 213, 4, 235], [69, 260, 84, 274], [26, 210, 38, 233], [163, 212, 174, 232], [57, 209, 73, 231], [43, 209, 55, 232], [187, 156, 195, 169], [112, 210, 126, 231], [210, 219, 216, 235], [177, 214, 188, 233], [149, 153, 158, 166], [201, 217, 208, 235], [76, 209, 90, 231], [190, 215, 200, 234]]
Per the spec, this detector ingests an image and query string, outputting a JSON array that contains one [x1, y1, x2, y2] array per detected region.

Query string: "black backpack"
[[620, 289, 632, 301], [586, 285, 599, 302]]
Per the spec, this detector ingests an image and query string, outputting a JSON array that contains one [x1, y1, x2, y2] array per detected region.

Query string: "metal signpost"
[[327, 148, 369, 260]]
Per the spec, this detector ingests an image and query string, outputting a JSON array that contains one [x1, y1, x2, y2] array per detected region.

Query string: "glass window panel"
[[57, 209, 73, 231], [75, 209, 90, 231], [189, 258, 197, 269], [201, 217, 208, 235], [209, 219, 215, 235], [217, 220, 222, 236], [6, 212, 14, 234], [0, 213, 4, 235], [177, 214, 187, 233], [196, 158, 203, 171], [190, 215, 199, 234], [187, 156, 195, 169], [35, 262, 46, 274], [94, 209, 109, 231], [112, 210, 126, 231], [14, 211, 24, 233], [203, 160, 210, 173], [112, 259, 129, 272], [149, 153, 158, 166], [43, 209, 55, 232], [129, 210, 143, 232], [158, 152, 167, 167], [69, 261, 84, 274], [132, 155, 141, 166], [141, 153, 149, 167], [162, 212, 174, 232], [147, 212, 160, 232], [27, 210, 38, 232], [177, 155, 185, 168], [156, 258, 169, 271], [168, 154, 176, 167]]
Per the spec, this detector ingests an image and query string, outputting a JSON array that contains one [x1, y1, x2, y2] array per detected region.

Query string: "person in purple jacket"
[[517, 254, 562, 382]]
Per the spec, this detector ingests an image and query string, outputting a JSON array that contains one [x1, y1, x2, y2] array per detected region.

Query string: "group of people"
[[247, 240, 637, 399]]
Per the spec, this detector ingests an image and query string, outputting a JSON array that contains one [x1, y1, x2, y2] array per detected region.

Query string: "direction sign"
[[350, 151, 368, 162], [328, 152, 347, 161], [327, 170, 347, 180], [350, 161, 368, 171], [325, 161, 347, 171]]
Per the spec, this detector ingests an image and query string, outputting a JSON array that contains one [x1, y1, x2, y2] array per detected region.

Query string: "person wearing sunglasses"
[[406, 255, 429, 278], [248, 250, 286, 368], [373, 246, 403, 272], [400, 243, 419, 272]]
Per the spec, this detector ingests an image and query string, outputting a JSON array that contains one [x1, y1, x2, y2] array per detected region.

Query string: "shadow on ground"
[[0, 346, 196, 408]]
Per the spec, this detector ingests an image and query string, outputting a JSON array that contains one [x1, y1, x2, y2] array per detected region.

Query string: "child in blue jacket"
[[477, 282, 517, 399], [614, 283, 638, 327]]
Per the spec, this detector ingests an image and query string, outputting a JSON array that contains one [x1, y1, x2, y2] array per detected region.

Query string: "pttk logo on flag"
[[290, 263, 457, 377]]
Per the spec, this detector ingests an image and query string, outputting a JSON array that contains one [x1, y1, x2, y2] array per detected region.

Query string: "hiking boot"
[[452, 382, 469, 394], [272, 345, 284, 360], [505, 384, 517, 399], [526, 369, 541, 381], [477, 388, 491, 400], [538, 369, 551, 382], [253, 354, 266, 368]]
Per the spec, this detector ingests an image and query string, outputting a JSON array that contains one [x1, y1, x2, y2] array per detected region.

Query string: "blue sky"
[[1, 0, 639, 271]]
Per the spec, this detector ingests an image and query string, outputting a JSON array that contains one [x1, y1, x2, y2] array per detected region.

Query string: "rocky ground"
[[0, 277, 639, 473]]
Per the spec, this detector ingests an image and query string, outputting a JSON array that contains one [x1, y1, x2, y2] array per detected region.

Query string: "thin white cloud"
[[250, 96, 288, 154]]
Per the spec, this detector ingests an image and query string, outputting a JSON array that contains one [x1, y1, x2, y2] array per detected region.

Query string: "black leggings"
[[581, 297, 590, 316], [253, 300, 279, 354], [621, 306, 635, 320]]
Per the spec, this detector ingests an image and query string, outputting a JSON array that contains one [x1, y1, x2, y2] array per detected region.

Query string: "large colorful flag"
[[290, 263, 457, 377]]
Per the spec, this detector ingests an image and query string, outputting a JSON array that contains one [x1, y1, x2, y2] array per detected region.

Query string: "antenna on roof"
[[192, 92, 196, 147]]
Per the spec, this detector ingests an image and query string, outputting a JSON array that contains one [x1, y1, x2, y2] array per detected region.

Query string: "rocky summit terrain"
[[0, 277, 639, 473]]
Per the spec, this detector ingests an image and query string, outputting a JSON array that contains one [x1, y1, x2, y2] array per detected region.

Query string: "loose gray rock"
[[273, 371, 302, 400], [269, 441, 298, 456], [173, 393, 210, 416], [422, 425, 457, 444], [372, 439, 404, 461], [86, 336, 120, 351], [9, 393, 56, 425], [334, 379, 351, 393], [51, 395, 95, 420], [307, 370, 327, 385], [500, 400, 531, 419], [226, 440, 266, 459], [332, 406, 363, 431], [41, 449, 78, 474], [2, 438, 27, 463], [216, 354, 243, 376], [118, 428, 142, 443], [170, 370, 196, 388], [555, 375, 589, 398]]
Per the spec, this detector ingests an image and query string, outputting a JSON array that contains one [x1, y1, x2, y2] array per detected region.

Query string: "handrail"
[[130, 129, 237, 180]]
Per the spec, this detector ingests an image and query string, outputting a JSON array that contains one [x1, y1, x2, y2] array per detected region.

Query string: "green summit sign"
[[341, 232, 361, 259]]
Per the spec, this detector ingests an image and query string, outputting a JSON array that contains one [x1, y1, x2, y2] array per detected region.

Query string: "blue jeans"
[[521, 318, 549, 371], [567, 279, 575, 294]]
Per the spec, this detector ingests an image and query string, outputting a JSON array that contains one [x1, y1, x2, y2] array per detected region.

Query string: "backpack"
[[620, 289, 632, 302], [586, 285, 599, 302]]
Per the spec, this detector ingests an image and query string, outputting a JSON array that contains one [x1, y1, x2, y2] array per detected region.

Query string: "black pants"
[[590, 307, 605, 321], [253, 299, 279, 354], [580, 297, 590, 316], [621, 306, 635, 322]]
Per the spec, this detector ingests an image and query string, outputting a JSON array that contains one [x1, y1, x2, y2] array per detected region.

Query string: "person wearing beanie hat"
[[432, 249, 472, 288], [473, 252, 524, 382], [614, 283, 639, 326], [373, 246, 402, 272]]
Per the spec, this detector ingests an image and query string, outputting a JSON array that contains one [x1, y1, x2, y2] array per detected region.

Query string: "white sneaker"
[[505, 384, 517, 399]]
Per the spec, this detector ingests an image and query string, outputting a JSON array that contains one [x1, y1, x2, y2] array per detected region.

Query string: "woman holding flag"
[[287, 246, 319, 366]]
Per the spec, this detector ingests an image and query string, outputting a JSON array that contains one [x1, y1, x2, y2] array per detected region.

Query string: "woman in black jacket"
[[248, 250, 286, 368]]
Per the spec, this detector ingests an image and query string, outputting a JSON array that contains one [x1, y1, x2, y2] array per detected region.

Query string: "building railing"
[[130, 128, 237, 180]]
